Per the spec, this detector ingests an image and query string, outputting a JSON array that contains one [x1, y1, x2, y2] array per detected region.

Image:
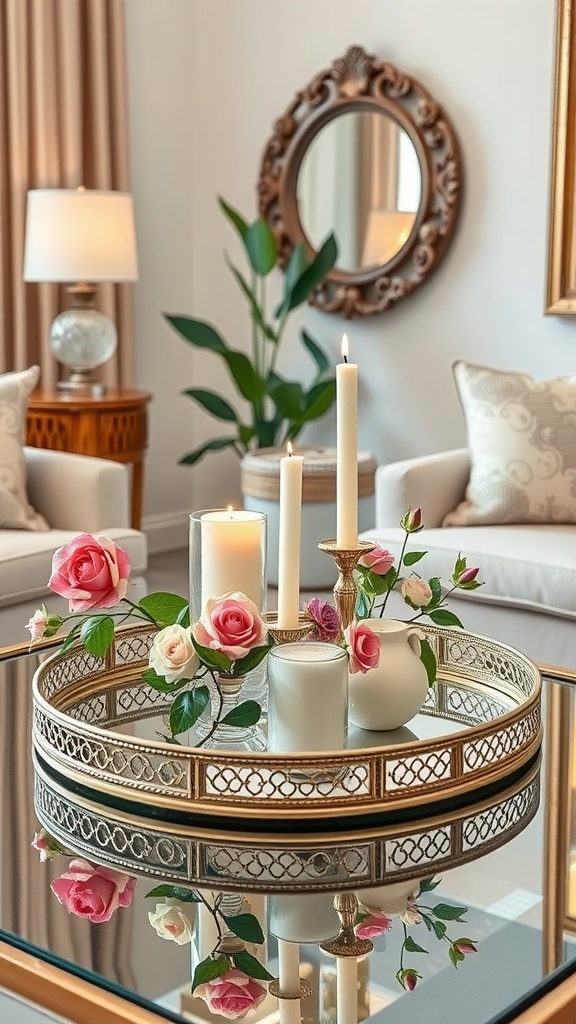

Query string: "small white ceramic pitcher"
[[348, 618, 428, 731]]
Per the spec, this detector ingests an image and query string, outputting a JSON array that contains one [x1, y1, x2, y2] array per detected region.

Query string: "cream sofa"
[[360, 448, 576, 671], [0, 447, 147, 645]]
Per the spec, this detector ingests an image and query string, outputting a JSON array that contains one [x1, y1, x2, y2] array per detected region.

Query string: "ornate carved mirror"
[[258, 46, 462, 318]]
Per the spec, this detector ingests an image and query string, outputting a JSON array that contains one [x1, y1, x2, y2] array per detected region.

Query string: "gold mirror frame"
[[257, 45, 462, 318], [547, 0, 576, 313]]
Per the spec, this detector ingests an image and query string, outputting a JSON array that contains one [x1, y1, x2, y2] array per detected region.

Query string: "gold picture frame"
[[547, 0, 576, 313]]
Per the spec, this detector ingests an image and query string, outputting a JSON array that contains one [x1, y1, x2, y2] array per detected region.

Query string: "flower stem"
[[378, 529, 410, 616], [195, 674, 225, 748]]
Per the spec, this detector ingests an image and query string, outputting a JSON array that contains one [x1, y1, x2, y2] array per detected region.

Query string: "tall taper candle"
[[277, 442, 303, 629], [336, 334, 358, 548]]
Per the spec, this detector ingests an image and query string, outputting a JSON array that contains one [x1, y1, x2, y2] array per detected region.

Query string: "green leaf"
[[458, 580, 482, 592], [245, 219, 278, 276], [192, 956, 230, 993], [275, 243, 309, 318], [299, 378, 337, 423], [164, 315, 227, 353], [430, 918, 447, 940], [169, 686, 210, 736], [428, 609, 464, 628], [182, 388, 239, 423], [234, 641, 273, 675], [179, 437, 239, 467], [192, 639, 233, 673], [225, 257, 277, 342], [238, 424, 256, 448], [218, 196, 249, 242], [80, 616, 115, 658], [165, 313, 264, 404], [139, 592, 189, 627], [221, 700, 261, 727], [368, 566, 396, 596], [231, 951, 274, 982], [59, 623, 83, 654], [299, 329, 330, 378], [432, 903, 468, 921], [268, 380, 304, 419], [449, 944, 464, 967], [453, 553, 467, 578], [223, 913, 265, 944], [284, 234, 338, 312], [404, 936, 429, 954], [356, 588, 372, 619], [418, 877, 441, 894], [428, 577, 443, 605], [403, 550, 426, 566], [141, 668, 189, 693], [144, 884, 201, 902], [419, 637, 437, 687]]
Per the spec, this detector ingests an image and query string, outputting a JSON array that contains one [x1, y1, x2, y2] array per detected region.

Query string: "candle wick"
[[343, 353, 348, 364]]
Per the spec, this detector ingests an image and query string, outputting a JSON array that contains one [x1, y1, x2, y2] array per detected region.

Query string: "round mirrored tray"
[[31, 624, 541, 826]]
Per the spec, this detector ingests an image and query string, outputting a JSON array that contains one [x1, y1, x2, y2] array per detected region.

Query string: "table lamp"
[[23, 186, 138, 396], [361, 209, 416, 267]]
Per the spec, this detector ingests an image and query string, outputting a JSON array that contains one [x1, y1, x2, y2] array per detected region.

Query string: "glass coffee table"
[[0, 635, 576, 1024]]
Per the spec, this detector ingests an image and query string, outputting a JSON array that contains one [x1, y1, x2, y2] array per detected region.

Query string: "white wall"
[[125, 0, 575, 552]]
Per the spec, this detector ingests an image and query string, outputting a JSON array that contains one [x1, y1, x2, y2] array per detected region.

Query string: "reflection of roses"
[[195, 969, 267, 1020], [359, 545, 394, 576], [192, 593, 267, 660], [51, 858, 136, 923], [49, 534, 130, 612], [355, 912, 392, 939], [148, 899, 194, 944], [344, 621, 380, 675], [149, 624, 199, 682], [305, 598, 341, 642], [401, 578, 432, 608]]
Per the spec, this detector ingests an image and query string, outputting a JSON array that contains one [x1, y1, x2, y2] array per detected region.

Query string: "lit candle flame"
[[227, 504, 234, 518], [286, 440, 293, 457], [341, 333, 349, 363]]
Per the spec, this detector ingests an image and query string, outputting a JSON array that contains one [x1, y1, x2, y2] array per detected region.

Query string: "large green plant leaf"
[[299, 329, 330, 378], [218, 196, 249, 242], [276, 243, 309, 319], [283, 234, 338, 312], [268, 380, 304, 419], [224, 351, 264, 403], [183, 388, 239, 422], [245, 219, 277, 276], [179, 437, 239, 466], [225, 258, 277, 342], [164, 315, 227, 353]]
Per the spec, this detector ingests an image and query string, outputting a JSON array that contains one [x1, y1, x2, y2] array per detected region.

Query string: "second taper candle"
[[277, 442, 303, 629], [336, 334, 358, 548]]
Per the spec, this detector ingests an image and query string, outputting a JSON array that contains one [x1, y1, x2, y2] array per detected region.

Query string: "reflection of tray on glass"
[[32, 624, 541, 825]]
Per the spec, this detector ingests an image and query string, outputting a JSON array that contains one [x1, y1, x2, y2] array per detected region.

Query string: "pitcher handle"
[[406, 627, 425, 657]]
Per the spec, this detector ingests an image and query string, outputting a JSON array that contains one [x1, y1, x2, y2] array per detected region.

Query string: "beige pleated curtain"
[[0, 0, 135, 387]]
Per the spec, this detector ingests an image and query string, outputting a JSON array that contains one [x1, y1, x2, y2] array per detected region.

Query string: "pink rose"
[[195, 969, 267, 1020], [49, 534, 130, 613], [344, 621, 380, 675], [359, 545, 395, 576], [50, 858, 136, 923], [31, 829, 63, 862], [305, 598, 341, 642], [355, 912, 392, 939], [192, 592, 267, 661], [401, 578, 433, 608]]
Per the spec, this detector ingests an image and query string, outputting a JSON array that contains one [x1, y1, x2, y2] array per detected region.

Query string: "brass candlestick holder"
[[319, 893, 373, 959], [269, 978, 312, 1000], [264, 611, 313, 644], [318, 539, 376, 631]]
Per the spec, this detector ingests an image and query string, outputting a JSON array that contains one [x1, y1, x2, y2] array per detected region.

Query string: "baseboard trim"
[[142, 510, 189, 554]]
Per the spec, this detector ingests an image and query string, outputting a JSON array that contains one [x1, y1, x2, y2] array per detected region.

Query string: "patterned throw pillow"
[[0, 366, 49, 530], [443, 360, 576, 526]]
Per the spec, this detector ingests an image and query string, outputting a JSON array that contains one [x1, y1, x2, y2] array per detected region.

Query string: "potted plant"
[[164, 197, 338, 466]]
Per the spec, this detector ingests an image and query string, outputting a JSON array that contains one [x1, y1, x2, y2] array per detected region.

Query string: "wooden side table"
[[26, 388, 152, 530]]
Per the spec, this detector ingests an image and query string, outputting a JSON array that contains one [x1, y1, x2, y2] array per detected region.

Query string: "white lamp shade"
[[362, 209, 416, 267], [23, 188, 138, 283]]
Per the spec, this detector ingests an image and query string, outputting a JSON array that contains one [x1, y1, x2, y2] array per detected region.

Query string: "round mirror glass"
[[296, 110, 422, 273]]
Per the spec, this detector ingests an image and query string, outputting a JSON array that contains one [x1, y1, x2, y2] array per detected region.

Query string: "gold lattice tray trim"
[[31, 624, 542, 821]]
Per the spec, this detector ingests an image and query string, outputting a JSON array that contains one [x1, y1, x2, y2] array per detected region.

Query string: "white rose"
[[401, 904, 423, 926], [401, 578, 433, 608], [149, 624, 199, 683], [148, 900, 194, 944]]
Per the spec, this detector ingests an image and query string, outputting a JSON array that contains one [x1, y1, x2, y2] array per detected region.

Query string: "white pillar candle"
[[336, 957, 358, 1024], [336, 334, 358, 549], [267, 642, 348, 752], [277, 443, 303, 629], [277, 998, 301, 1024], [199, 509, 265, 609]]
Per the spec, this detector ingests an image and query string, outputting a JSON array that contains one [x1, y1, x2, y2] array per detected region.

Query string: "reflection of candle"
[[277, 442, 303, 629], [267, 642, 348, 752], [278, 939, 300, 996], [200, 509, 264, 608], [337, 957, 358, 1024], [336, 334, 358, 548]]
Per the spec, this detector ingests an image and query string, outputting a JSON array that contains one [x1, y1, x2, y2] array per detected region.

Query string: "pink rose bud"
[[51, 858, 136, 923], [26, 607, 50, 640], [456, 566, 480, 586], [454, 939, 477, 955], [359, 545, 395, 576], [192, 592, 267, 661], [355, 912, 392, 939], [305, 598, 341, 642], [401, 506, 423, 533], [49, 534, 131, 613], [31, 829, 64, 862], [401, 577, 433, 608], [344, 620, 380, 675], [194, 968, 267, 1019], [396, 968, 420, 991]]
